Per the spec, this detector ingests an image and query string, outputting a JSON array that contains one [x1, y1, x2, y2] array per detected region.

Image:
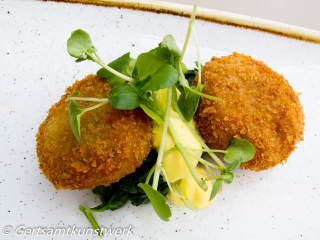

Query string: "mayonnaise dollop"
[[153, 89, 214, 209], [168, 166, 214, 209]]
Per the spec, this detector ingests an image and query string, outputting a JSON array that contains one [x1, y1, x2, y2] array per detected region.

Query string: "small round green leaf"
[[67, 29, 93, 58], [138, 183, 172, 221], [109, 84, 141, 110], [224, 139, 256, 163]]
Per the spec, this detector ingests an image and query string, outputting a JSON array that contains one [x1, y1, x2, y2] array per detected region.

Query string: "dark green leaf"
[[157, 34, 182, 61], [69, 100, 84, 143], [134, 76, 150, 90], [209, 179, 222, 201], [137, 49, 166, 80], [138, 183, 172, 221], [109, 84, 141, 110], [141, 64, 178, 91], [97, 52, 130, 79], [225, 157, 242, 172], [224, 139, 256, 163], [177, 85, 203, 122], [88, 150, 168, 210], [67, 29, 95, 58], [175, 82, 184, 93]]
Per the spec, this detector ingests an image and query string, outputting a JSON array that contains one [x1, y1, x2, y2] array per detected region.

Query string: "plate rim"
[[46, 0, 320, 44]]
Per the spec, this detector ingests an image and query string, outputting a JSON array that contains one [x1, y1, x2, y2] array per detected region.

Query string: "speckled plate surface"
[[1, 1, 320, 240]]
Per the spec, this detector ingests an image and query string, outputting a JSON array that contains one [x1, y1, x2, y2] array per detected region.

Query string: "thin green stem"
[[204, 164, 215, 177], [175, 184, 194, 211], [81, 100, 108, 113], [161, 167, 185, 199], [191, 24, 202, 89], [79, 206, 101, 235], [171, 87, 227, 169], [152, 88, 172, 190], [186, 148, 226, 154], [188, 87, 223, 102], [205, 174, 229, 181], [87, 52, 135, 83], [163, 146, 179, 159], [168, 119, 208, 191], [152, 91, 160, 110], [180, 4, 197, 62], [66, 97, 109, 102], [185, 149, 224, 171], [145, 164, 156, 184]]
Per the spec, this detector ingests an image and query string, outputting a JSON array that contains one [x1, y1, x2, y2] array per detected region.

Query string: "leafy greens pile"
[[65, 5, 255, 233]]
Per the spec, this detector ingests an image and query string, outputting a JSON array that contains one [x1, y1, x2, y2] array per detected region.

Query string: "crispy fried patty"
[[36, 74, 153, 190], [195, 52, 305, 171]]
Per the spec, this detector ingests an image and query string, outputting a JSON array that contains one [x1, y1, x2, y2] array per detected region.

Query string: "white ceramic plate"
[[1, 1, 320, 240]]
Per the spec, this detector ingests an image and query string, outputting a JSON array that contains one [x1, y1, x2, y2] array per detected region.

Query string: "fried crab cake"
[[195, 52, 305, 171], [36, 74, 153, 190]]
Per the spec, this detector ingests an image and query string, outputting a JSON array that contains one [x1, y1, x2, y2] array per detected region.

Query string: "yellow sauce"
[[168, 166, 214, 209], [153, 89, 214, 209]]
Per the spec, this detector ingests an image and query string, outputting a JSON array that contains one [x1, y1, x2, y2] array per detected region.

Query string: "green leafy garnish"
[[136, 49, 166, 80], [157, 34, 182, 61], [177, 85, 203, 122], [68, 100, 84, 142], [79, 150, 168, 228], [141, 64, 178, 91], [97, 52, 131, 86], [209, 179, 223, 201], [138, 183, 171, 221], [221, 172, 234, 184], [109, 84, 141, 110], [225, 157, 242, 172], [67, 29, 95, 59], [67, 92, 108, 142], [224, 139, 256, 163], [65, 4, 256, 226]]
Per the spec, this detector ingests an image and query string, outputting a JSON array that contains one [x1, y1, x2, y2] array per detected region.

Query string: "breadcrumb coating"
[[195, 52, 305, 171], [36, 74, 153, 190]]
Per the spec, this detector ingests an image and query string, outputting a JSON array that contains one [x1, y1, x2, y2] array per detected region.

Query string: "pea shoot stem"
[[187, 148, 227, 154], [145, 164, 156, 184], [191, 24, 202, 89], [152, 88, 172, 190], [185, 148, 224, 171], [85, 50, 135, 83], [180, 4, 197, 62], [168, 118, 208, 191], [79, 206, 101, 235], [66, 97, 109, 102], [163, 146, 179, 159], [160, 167, 186, 199], [205, 174, 229, 181], [80, 100, 109, 113], [171, 87, 227, 169]]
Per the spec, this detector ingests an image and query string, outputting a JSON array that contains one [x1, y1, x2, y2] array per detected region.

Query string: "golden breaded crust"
[[195, 52, 305, 171], [36, 74, 153, 190]]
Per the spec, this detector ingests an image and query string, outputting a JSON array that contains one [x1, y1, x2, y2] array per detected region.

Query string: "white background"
[[0, 1, 320, 240]]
